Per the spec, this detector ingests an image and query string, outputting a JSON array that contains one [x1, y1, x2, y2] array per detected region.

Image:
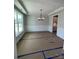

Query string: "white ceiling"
[[20, 0, 64, 17]]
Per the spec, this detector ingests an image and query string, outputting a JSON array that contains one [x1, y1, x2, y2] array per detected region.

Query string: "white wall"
[[48, 12, 59, 32], [48, 9, 64, 39], [57, 10, 64, 39], [25, 15, 49, 32], [48, 15, 53, 32]]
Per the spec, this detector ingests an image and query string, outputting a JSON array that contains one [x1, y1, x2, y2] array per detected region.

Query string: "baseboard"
[[16, 32, 25, 44], [25, 30, 49, 32]]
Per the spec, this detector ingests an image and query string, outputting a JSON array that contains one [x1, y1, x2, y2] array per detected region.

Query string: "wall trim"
[[16, 32, 26, 44], [14, 5, 26, 15], [18, 0, 28, 14], [48, 7, 64, 16], [16, 31, 25, 43]]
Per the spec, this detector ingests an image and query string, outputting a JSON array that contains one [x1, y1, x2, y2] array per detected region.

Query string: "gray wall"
[[25, 15, 49, 32], [14, 34, 17, 59]]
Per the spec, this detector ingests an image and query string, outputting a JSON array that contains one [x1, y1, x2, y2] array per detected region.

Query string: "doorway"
[[53, 15, 58, 34]]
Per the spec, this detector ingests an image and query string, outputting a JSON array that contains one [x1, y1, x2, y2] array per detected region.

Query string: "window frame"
[[14, 9, 24, 37]]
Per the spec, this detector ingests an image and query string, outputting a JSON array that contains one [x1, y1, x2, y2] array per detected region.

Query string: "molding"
[[14, 5, 26, 15], [16, 31, 25, 43], [48, 7, 64, 16], [18, 0, 28, 14]]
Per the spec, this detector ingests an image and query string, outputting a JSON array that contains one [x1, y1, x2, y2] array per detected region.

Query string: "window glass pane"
[[14, 10, 19, 36], [18, 13, 23, 33], [19, 23, 23, 32], [15, 24, 18, 36]]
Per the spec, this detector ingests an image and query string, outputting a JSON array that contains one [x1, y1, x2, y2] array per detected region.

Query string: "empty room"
[[14, 0, 64, 59]]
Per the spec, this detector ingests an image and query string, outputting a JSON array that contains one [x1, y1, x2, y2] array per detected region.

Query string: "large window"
[[14, 9, 24, 36]]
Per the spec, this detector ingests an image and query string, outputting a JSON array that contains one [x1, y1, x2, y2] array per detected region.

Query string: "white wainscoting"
[[26, 25, 49, 32]]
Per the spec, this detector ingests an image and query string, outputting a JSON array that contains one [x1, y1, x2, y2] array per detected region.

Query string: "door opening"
[[53, 15, 58, 34]]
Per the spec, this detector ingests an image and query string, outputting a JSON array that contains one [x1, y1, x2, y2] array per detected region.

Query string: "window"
[[14, 9, 24, 37], [18, 13, 23, 33]]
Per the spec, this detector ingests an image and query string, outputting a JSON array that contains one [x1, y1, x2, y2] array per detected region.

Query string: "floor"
[[17, 32, 64, 59]]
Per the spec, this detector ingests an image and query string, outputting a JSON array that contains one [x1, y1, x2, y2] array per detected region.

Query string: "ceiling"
[[15, 0, 64, 17], [14, 0, 26, 14]]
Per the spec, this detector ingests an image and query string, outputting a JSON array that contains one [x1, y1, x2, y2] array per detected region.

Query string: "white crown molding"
[[48, 7, 64, 16]]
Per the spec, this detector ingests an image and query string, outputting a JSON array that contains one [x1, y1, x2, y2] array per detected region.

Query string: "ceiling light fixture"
[[37, 9, 45, 21]]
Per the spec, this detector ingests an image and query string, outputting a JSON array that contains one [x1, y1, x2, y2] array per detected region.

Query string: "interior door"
[[53, 15, 58, 34]]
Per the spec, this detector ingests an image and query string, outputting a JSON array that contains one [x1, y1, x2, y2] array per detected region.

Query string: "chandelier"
[[37, 9, 45, 21]]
